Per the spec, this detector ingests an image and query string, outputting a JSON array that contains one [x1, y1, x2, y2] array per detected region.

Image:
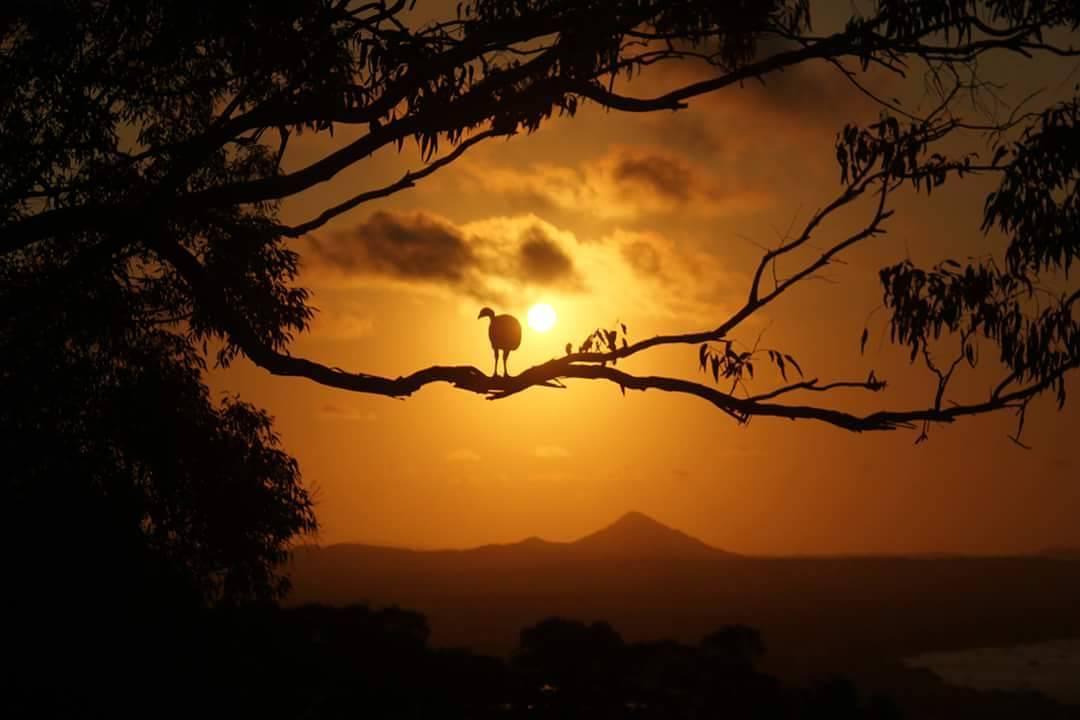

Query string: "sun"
[[527, 303, 557, 332]]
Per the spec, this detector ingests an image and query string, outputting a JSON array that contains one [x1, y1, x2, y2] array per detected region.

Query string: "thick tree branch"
[[6, 9, 1055, 257], [9, 1, 1080, 441], [148, 231, 1078, 436]]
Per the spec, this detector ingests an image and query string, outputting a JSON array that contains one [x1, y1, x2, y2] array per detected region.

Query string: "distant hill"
[[298, 511, 733, 560], [570, 511, 730, 557], [286, 512, 1080, 678]]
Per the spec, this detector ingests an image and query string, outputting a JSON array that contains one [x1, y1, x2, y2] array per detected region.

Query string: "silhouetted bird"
[[478, 307, 521, 377]]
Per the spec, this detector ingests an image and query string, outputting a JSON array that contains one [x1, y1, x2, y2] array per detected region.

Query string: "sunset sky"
[[208, 2, 1080, 555]]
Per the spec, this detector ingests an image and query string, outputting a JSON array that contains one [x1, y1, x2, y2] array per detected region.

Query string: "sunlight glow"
[[527, 303, 557, 332]]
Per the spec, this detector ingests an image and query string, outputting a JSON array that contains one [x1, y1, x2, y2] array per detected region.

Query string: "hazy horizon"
[[297, 509, 1080, 557]]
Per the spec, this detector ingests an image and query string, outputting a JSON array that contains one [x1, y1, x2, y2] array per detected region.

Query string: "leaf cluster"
[[877, 95, 1080, 411], [698, 341, 803, 386], [836, 114, 972, 192], [573, 322, 630, 358], [984, 97, 1080, 276]]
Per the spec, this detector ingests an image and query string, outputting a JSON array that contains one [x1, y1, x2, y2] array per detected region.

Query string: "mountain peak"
[[572, 511, 724, 556], [612, 510, 660, 527]]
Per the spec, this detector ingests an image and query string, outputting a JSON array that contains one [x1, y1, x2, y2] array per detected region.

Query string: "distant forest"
[[2, 601, 896, 719]]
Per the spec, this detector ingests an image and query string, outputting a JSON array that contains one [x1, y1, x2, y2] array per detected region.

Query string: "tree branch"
[[278, 129, 510, 238], [5, 10, 1032, 256], [149, 228, 1078, 436]]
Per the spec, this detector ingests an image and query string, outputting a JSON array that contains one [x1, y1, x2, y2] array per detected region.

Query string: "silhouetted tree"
[[507, 616, 908, 718], [1, 269, 315, 607], [516, 617, 626, 702], [700, 624, 766, 667], [3, 0, 1079, 448], [1, 257, 316, 715]]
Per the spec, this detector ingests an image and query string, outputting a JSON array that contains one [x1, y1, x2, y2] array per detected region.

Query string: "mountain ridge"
[[294, 512, 1079, 560], [297, 511, 735, 557]]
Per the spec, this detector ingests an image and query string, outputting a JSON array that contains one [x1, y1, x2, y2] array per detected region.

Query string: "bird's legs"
[[492, 349, 499, 378], [501, 349, 510, 377]]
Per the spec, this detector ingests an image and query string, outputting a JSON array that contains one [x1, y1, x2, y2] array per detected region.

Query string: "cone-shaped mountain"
[[571, 511, 723, 556]]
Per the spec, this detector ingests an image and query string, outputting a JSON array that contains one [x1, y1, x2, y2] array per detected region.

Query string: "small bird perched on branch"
[[478, 307, 521, 377]]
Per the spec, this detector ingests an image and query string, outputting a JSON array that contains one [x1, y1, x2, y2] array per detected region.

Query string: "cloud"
[[309, 211, 475, 284], [534, 445, 570, 459], [445, 448, 482, 463], [517, 227, 578, 286], [464, 144, 773, 220], [597, 228, 746, 321], [305, 210, 746, 326], [308, 211, 583, 303], [611, 152, 693, 202]]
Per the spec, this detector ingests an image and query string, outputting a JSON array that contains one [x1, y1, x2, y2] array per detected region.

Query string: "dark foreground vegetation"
[[7, 596, 1078, 720], [8, 599, 897, 719]]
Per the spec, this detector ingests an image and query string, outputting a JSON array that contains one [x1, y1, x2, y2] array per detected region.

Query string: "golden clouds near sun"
[[527, 303, 557, 332]]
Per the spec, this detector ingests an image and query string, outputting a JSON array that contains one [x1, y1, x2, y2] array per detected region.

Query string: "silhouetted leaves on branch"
[[698, 341, 804, 389], [3, 0, 1079, 441], [875, 96, 1080, 440], [576, 323, 630, 357]]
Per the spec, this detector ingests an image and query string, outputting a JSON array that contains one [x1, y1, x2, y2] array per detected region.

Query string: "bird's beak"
[[476, 310, 484, 319]]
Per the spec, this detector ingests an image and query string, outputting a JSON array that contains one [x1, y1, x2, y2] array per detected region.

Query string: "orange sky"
[[209, 3, 1080, 555]]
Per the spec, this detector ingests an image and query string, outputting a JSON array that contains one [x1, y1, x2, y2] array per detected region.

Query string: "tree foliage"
[[3, 1, 1080, 598], [1, 245, 316, 605]]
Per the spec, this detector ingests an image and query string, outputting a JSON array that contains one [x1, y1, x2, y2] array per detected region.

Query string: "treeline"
[[7, 602, 901, 719]]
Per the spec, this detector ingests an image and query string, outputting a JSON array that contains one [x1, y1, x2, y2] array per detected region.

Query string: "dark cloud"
[[470, 144, 771, 219], [517, 226, 578, 286], [310, 212, 583, 300], [612, 153, 693, 202], [310, 211, 474, 283]]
